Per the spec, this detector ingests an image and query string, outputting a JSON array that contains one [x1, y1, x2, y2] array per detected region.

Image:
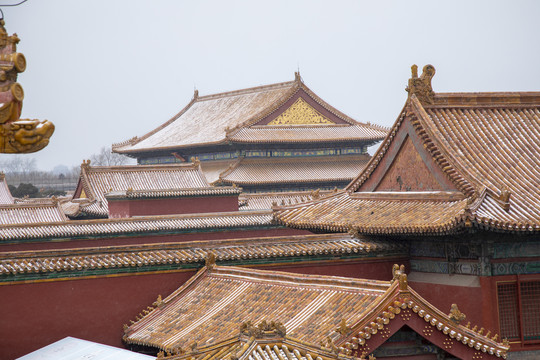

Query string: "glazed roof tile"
[[114, 81, 298, 153], [0, 174, 14, 204], [164, 336, 348, 360], [0, 233, 405, 275], [73, 163, 211, 217], [228, 124, 387, 144], [276, 192, 469, 235], [113, 77, 386, 154], [125, 265, 389, 351], [0, 202, 67, 225], [105, 186, 242, 200], [219, 156, 370, 186], [239, 191, 334, 210], [124, 265, 509, 359], [0, 210, 273, 242], [275, 67, 540, 234]]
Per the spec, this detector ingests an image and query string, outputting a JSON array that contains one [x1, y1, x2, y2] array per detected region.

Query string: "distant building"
[[113, 74, 387, 192]]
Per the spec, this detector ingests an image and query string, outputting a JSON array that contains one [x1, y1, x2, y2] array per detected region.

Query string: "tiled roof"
[[124, 265, 509, 359], [275, 66, 540, 234], [113, 76, 385, 154], [105, 187, 242, 200], [0, 202, 67, 225], [228, 124, 387, 144], [276, 192, 469, 235], [113, 81, 298, 153], [163, 336, 349, 360], [239, 191, 334, 210], [125, 265, 389, 351], [0, 174, 14, 204], [218, 156, 370, 186], [0, 234, 405, 275], [0, 210, 274, 242], [73, 162, 211, 217]]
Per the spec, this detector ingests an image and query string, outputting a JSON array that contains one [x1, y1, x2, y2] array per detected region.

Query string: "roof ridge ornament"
[[406, 64, 436, 105], [448, 303, 466, 324], [392, 264, 408, 290], [294, 71, 302, 83], [81, 159, 91, 170], [205, 251, 216, 270]]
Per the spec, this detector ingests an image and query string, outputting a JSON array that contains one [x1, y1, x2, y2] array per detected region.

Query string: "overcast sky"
[[3, 0, 540, 171]]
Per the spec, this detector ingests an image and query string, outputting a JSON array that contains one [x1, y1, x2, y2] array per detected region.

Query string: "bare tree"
[[0, 155, 37, 174], [89, 146, 133, 166]]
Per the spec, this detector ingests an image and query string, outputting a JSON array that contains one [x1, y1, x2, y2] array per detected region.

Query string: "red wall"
[[258, 257, 408, 281], [0, 270, 196, 359], [0, 257, 406, 359], [408, 280, 486, 334], [108, 196, 239, 218]]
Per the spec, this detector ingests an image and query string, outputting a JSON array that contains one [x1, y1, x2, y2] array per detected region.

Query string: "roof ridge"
[[197, 80, 297, 101], [211, 265, 390, 290], [432, 91, 540, 107], [85, 163, 199, 172], [113, 97, 198, 153]]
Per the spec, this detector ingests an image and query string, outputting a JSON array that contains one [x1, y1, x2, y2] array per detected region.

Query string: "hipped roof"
[[275, 66, 540, 235], [124, 264, 509, 359], [71, 162, 211, 218], [113, 75, 386, 154]]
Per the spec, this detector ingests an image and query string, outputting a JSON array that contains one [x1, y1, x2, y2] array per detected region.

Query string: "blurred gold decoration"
[[0, 19, 54, 153]]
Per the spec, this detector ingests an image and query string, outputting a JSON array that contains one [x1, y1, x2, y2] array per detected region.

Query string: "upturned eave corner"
[[335, 265, 510, 359]]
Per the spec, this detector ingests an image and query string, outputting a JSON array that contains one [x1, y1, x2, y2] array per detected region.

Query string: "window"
[[498, 280, 540, 343]]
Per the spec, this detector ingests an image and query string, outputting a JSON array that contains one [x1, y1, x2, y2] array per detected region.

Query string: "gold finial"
[[205, 251, 216, 270], [406, 64, 436, 104], [192, 157, 200, 167], [448, 304, 466, 324]]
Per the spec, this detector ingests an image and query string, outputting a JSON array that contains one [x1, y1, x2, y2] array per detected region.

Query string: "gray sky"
[[4, 0, 540, 171]]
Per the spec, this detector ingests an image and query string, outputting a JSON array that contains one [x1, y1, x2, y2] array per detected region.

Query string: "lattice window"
[[498, 283, 520, 340], [520, 281, 540, 341]]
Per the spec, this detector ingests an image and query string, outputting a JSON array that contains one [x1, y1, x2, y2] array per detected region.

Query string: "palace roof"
[[70, 162, 212, 218], [112, 75, 387, 154], [0, 201, 67, 226], [275, 65, 540, 235], [0, 174, 14, 204], [124, 264, 509, 359], [160, 336, 349, 360], [239, 190, 334, 210], [0, 210, 273, 242], [0, 233, 405, 276], [218, 156, 370, 187]]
